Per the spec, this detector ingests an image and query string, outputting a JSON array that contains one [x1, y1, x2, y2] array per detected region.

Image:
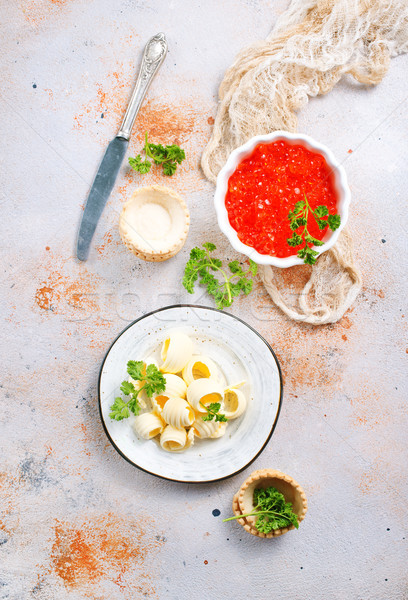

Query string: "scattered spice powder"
[[34, 265, 100, 315], [0, 472, 21, 537], [49, 513, 164, 595], [35, 285, 54, 311], [73, 60, 199, 146], [95, 230, 119, 256], [252, 285, 355, 391], [349, 379, 386, 431], [132, 100, 197, 146], [21, 0, 69, 27], [340, 315, 353, 329]]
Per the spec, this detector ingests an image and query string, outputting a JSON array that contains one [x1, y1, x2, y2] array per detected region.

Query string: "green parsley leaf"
[[109, 361, 165, 421], [317, 219, 328, 230], [127, 360, 145, 381], [228, 260, 242, 274], [223, 486, 299, 533], [299, 246, 319, 265], [305, 234, 324, 247], [128, 155, 151, 174], [242, 279, 254, 295], [287, 233, 302, 247], [128, 396, 141, 416], [143, 363, 166, 398], [328, 214, 341, 231], [109, 396, 130, 421], [162, 161, 177, 176], [314, 205, 329, 217], [164, 145, 186, 164], [286, 193, 341, 265], [248, 259, 257, 276], [288, 200, 306, 219], [182, 243, 258, 310], [120, 380, 136, 396], [203, 242, 216, 253], [200, 401, 228, 422], [128, 132, 186, 177], [147, 142, 166, 163]]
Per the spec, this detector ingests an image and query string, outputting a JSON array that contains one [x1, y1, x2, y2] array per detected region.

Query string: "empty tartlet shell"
[[232, 469, 307, 538], [119, 185, 190, 262]]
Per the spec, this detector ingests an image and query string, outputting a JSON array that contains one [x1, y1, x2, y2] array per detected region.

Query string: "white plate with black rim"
[[98, 305, 283, 483]]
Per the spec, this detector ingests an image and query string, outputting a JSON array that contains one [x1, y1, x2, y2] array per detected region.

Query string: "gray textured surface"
[[1, 1, 408, 599]]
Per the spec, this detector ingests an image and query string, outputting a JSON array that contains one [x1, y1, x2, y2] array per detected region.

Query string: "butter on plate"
[[119, 185, 190, 262]]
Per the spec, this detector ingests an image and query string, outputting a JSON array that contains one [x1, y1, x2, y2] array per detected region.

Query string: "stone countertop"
[[1, 1, 407, 599]]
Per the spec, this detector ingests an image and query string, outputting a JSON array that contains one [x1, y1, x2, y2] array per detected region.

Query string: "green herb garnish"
[[200, 401, 228, 423], [223, 486, 299, 534], [128, 154, 151, 174], [128, 132, 186, 176], [183, 242, 258, 310], [109, 361, 166, 421], [287, 193, 341, 265]]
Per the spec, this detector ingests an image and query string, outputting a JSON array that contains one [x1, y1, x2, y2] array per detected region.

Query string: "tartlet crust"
[[119, 185, 190, 262], [232, 469, 307, 538]]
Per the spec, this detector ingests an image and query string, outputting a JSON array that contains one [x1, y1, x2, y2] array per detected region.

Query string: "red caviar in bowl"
[[225, 140, 339, 258]]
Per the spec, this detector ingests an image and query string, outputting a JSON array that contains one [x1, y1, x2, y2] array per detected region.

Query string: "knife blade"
[[77, 137, 128, 261], [76, 32, 168, 261]]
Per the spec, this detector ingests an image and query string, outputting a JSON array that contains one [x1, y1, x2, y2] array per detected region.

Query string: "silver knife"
[[76, 32, 168, 261]]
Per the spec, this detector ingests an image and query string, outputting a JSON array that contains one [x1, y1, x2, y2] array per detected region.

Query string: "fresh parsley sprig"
[[128, 154, 151, 174], [183, 243, 258, 310], [200, 401, 228, 423], [128, 132, 186, 176], [287, 193, 341, 265], [223, 486, 299, 534], [109, 361, 166, 421]]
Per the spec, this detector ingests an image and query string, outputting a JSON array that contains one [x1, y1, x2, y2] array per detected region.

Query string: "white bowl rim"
[[214, 130, 351, 267]]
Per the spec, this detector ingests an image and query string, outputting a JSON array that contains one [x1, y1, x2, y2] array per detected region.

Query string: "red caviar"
[[225, 140, 338, 258]]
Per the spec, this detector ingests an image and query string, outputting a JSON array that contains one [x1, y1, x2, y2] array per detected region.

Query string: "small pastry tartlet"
[[232, 469, 307, 538], [119, 185, 190, 262]]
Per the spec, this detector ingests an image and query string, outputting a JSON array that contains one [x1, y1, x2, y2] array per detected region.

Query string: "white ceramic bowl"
[[214, 131, 351, 267], [99, 305, 283, 483]]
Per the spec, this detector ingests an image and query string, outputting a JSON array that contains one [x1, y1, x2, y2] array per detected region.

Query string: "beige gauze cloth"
[[202, 0, 408, 324]]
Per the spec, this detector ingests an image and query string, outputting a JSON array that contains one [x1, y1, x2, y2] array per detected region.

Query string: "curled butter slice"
[[162, 397, 195, 429], [185, 427, 195, 449], [223, 387, 247, 419], [128, 358, 160, 409], [151, 394, 169, 413], [160, 425, 188, 452], [163, 373, 187, 399], [145, 355, 159, 368], [132, 412, 165, 440], [186, 378, 223, 413], [210, 422, 227, 439], [151, 374, 187, 413], [182, 355, 219, 386], [193, 418, 226, 439], [160, 331, 193, 374]]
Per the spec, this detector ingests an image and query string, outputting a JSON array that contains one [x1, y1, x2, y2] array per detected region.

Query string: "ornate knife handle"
[[117, 32, 168, 140]]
